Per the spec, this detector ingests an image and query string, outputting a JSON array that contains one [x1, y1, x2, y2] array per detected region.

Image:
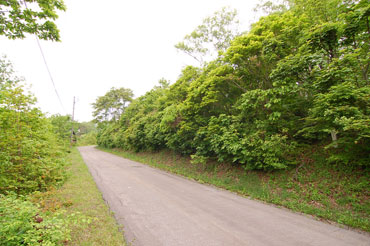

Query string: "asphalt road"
[[78, 146, 370, 246]]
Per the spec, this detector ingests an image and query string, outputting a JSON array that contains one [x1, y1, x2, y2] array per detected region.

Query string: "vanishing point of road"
[[78, 146, 370, 246]]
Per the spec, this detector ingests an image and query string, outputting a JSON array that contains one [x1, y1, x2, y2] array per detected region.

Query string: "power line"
[[21, 0, 67, 114], [35, 37, 67, 113]]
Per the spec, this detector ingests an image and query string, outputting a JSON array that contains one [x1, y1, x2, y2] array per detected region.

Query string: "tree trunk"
[[331, 130, 338, 148]]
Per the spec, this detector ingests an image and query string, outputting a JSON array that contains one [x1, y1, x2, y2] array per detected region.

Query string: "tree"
[[97, 0, 370, 169], [77, 121, 98, 146], [0, 57, 67, 194], [92, 87, 134, 123], [175, 7, 239, 65], [78, 121, 97, 135], [254, 0, 289, 14], [0, 0, 66, 41]]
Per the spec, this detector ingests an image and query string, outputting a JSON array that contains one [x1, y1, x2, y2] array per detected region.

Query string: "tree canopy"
[[92, 87, 134, 123], [97, 0, 370, 170], [0, 0, 66, 41], [175, 7, 239, 64]]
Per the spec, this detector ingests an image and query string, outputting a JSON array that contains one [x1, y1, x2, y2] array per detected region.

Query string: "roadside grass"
[[31, 147, 126, 246], [98, 146, 370, 233]]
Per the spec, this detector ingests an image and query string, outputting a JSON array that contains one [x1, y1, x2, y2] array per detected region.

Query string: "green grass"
[[98, 146, 370, 233], [32, 147, 126, 245]]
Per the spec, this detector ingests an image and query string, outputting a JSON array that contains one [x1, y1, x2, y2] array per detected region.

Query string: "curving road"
[[78, 146, 370, 246]]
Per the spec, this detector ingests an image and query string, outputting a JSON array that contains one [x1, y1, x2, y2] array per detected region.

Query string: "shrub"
[[0, 195, 70, 246], [78, 130, 98, 146], [193, 115, 295, 170], [0, 58, 67, 195]]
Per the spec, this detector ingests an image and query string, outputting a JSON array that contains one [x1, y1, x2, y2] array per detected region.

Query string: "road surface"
[[78, 146, 370, 246]]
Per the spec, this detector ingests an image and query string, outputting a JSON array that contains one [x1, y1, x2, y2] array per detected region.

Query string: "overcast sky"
[[1, 0, 260, 122]]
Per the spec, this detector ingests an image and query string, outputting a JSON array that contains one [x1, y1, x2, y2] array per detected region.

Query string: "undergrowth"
[[0, 148, 126, 246], [31, 147, 126, 245]]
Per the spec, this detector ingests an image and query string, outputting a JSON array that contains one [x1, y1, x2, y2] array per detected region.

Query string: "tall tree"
[[92, 87, 134, 123], [0, 0, 66, 41], [49, 114, 77, 140], [97, 0, 370, 169], [175, 7, 239, 65]]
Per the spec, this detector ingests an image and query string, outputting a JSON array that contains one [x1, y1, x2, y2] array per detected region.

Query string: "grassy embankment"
[[32, 147, 126, 246], [98, 146, 369, 233]]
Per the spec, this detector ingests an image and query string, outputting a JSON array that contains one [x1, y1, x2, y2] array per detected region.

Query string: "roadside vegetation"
[[30, 148, 126, 246], [63, 148, 125, 245], [77, 130, 98, 146], [1, 0, 369, 243], [0, 56, 70, 245], [0, 2, 101, 240], [50, 114, 98, 147], [0, 57, 123, 244], [95, 0, 370, 232], [97, 0, 370, 171]]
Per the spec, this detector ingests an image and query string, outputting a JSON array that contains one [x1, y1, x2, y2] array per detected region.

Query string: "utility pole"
[[70, 96, 75, 145]]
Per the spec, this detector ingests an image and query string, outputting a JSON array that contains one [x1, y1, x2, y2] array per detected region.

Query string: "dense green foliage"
[[0, 195, 70, 245], [49, 114, 74, 141], [0, 58, 71, 244], [98, 0, 370, 171], [0, 58, 67, 195], [0, 1, 81, 243], [49, 115, 97, 146], [92, 87, 134, 123], [75, 121, 98, 146], [77, 130, 98, 146], [0, 0, 66, 41]]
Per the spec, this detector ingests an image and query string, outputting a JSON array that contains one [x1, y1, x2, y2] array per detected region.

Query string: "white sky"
[[0, 0, 260, 122]]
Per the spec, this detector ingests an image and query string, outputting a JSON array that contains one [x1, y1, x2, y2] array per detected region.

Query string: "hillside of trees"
[[96, 0, 370, 171], [1, 0, 368, 240]]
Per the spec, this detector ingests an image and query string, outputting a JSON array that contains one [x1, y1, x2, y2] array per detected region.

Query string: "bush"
[[196, 115, 295, 170], [303, 82, 370, 166], [78, 131, 98, 146], [0, 88, 67, 195], [0, 195, 70, 246], [0, 58, 67, 195]]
